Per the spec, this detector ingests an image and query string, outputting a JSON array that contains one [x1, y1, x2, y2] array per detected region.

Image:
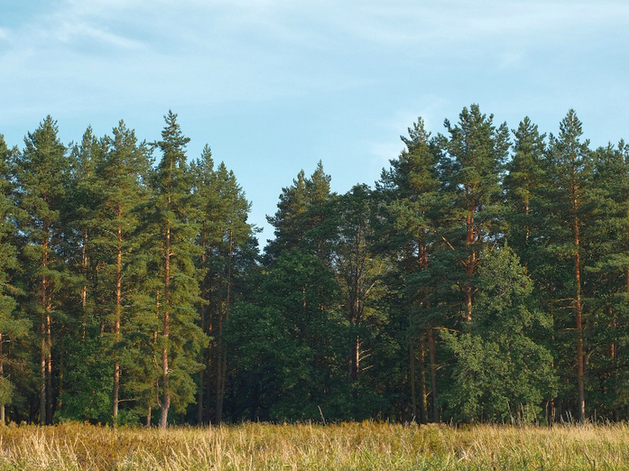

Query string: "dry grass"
[[0, 421, 628, 470]]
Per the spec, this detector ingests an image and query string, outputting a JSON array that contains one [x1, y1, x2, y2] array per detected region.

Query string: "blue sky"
[[1, 1, 628, 246]]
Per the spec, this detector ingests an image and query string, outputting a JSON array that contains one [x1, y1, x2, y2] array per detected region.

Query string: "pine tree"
[[376, 117, 440, 422], [437, 105, 510, 322], [191, 147, 255, 423], [266, 162, 334, 263], [0, 136, 29, 425], [333, 185, 386, 402], [147, 111, 205, 428], [55, 126, 110, 423], [546, 109, 593, 422], [66, 127, 102, 339], [504, 117, 547, 263], [94, 121, 152, 424], [13, 116, 68, 424], [581, 141, 629, 418]]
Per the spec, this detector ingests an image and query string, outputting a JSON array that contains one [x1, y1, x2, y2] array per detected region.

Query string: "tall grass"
[[0, 421, 628, 470]]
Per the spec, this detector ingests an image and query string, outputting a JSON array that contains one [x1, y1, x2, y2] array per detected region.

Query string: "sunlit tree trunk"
[[113, 215, 123, 425], [159, 222, 171, 430]]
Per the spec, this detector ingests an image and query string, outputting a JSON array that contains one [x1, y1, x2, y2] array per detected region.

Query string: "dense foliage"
[[0, 105, 627, 426]]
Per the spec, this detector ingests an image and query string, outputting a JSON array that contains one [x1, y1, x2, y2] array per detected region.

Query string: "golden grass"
[[0, 421, 628, 470]]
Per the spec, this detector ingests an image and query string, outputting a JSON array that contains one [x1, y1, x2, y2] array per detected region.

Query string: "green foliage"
[[442, 247, 556, 422], [1, 105, 629, 426], [146, 111, 206, 425], [265, 161, 334, 262], [56, 335, 112, 424], [227, 248, 345, 421]]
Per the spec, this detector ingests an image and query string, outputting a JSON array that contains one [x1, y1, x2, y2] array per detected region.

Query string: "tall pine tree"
[[437, 105, 510, 322], [13, 117, 68, 424], [546, 110, 592, 421], [147, 112, 205, 428], [96, 121, 152, 424], [0, 136, 28, 425]]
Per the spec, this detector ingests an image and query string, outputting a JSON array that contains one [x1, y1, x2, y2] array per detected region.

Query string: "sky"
[[1, 0, 628, 247]]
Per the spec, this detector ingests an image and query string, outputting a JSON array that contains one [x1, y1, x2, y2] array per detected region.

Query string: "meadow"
[[0, 421, 627, 470]]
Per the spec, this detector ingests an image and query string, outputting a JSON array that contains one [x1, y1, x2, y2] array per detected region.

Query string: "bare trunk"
[[40, 328, 46, 424], [524, 193, 530, 247], [112, 362, 120, 424], [418, 339, 428, 424], [46, 313, 52, 424], [409, 337, 416, 421], [214, 303, 224, 424], [574, 211, 585, 422], [610, 308, 616, 361], [46, 312, 52, 424], [350, 267, 361, 384], [428, 328, 439, 423], [215, 230, 233, 424], [81, 230, 88, 342], [464, 204, 476, 322], [463, 287, 473, 323], [0, 332, 4, 426], [197, 369, 204, 425], [197, 244, 207, 425], [40, 236, 48, 425], [113, 221, 122, 424], [160, 223, 171, 430]]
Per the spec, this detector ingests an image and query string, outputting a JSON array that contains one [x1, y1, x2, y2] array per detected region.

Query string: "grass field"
[[0, 421, 628, 470]]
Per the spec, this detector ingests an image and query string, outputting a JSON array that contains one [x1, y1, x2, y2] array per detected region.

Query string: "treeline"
[[0, 105, 627, 426], [0, 111, 256, 427]]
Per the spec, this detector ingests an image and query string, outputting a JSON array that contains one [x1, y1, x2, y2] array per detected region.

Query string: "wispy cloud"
[[332, 1, 629, 47], [52, 21, 147, 50], [2, 0, 628, 126]]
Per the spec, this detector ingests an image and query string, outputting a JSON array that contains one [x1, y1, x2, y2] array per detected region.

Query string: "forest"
[[0, 104, 627, 428]]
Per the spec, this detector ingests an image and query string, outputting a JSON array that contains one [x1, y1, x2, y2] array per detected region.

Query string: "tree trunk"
[[463, 287, 473, 322], [214, 303, 224, 424], [428, 328, 439, 422], [40, 329, 46, 424], [215, 230, 234, 424], [160, 224, 171, 430], [574, 211, 585, 422], [81, 230, 88, 342], [40, 236, 48, 425], [409, 337, 417, 422], [113, 220, 122, 424], [350, 261, 361, 385], [197, 241, 207, 426], [418, 339, 428, 424], [463, 205, 476, 322], [0, 332, 4, 426], [197, 369, 204, 425], [46, 313, 52, 424], [524, 191, 530, 248]]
